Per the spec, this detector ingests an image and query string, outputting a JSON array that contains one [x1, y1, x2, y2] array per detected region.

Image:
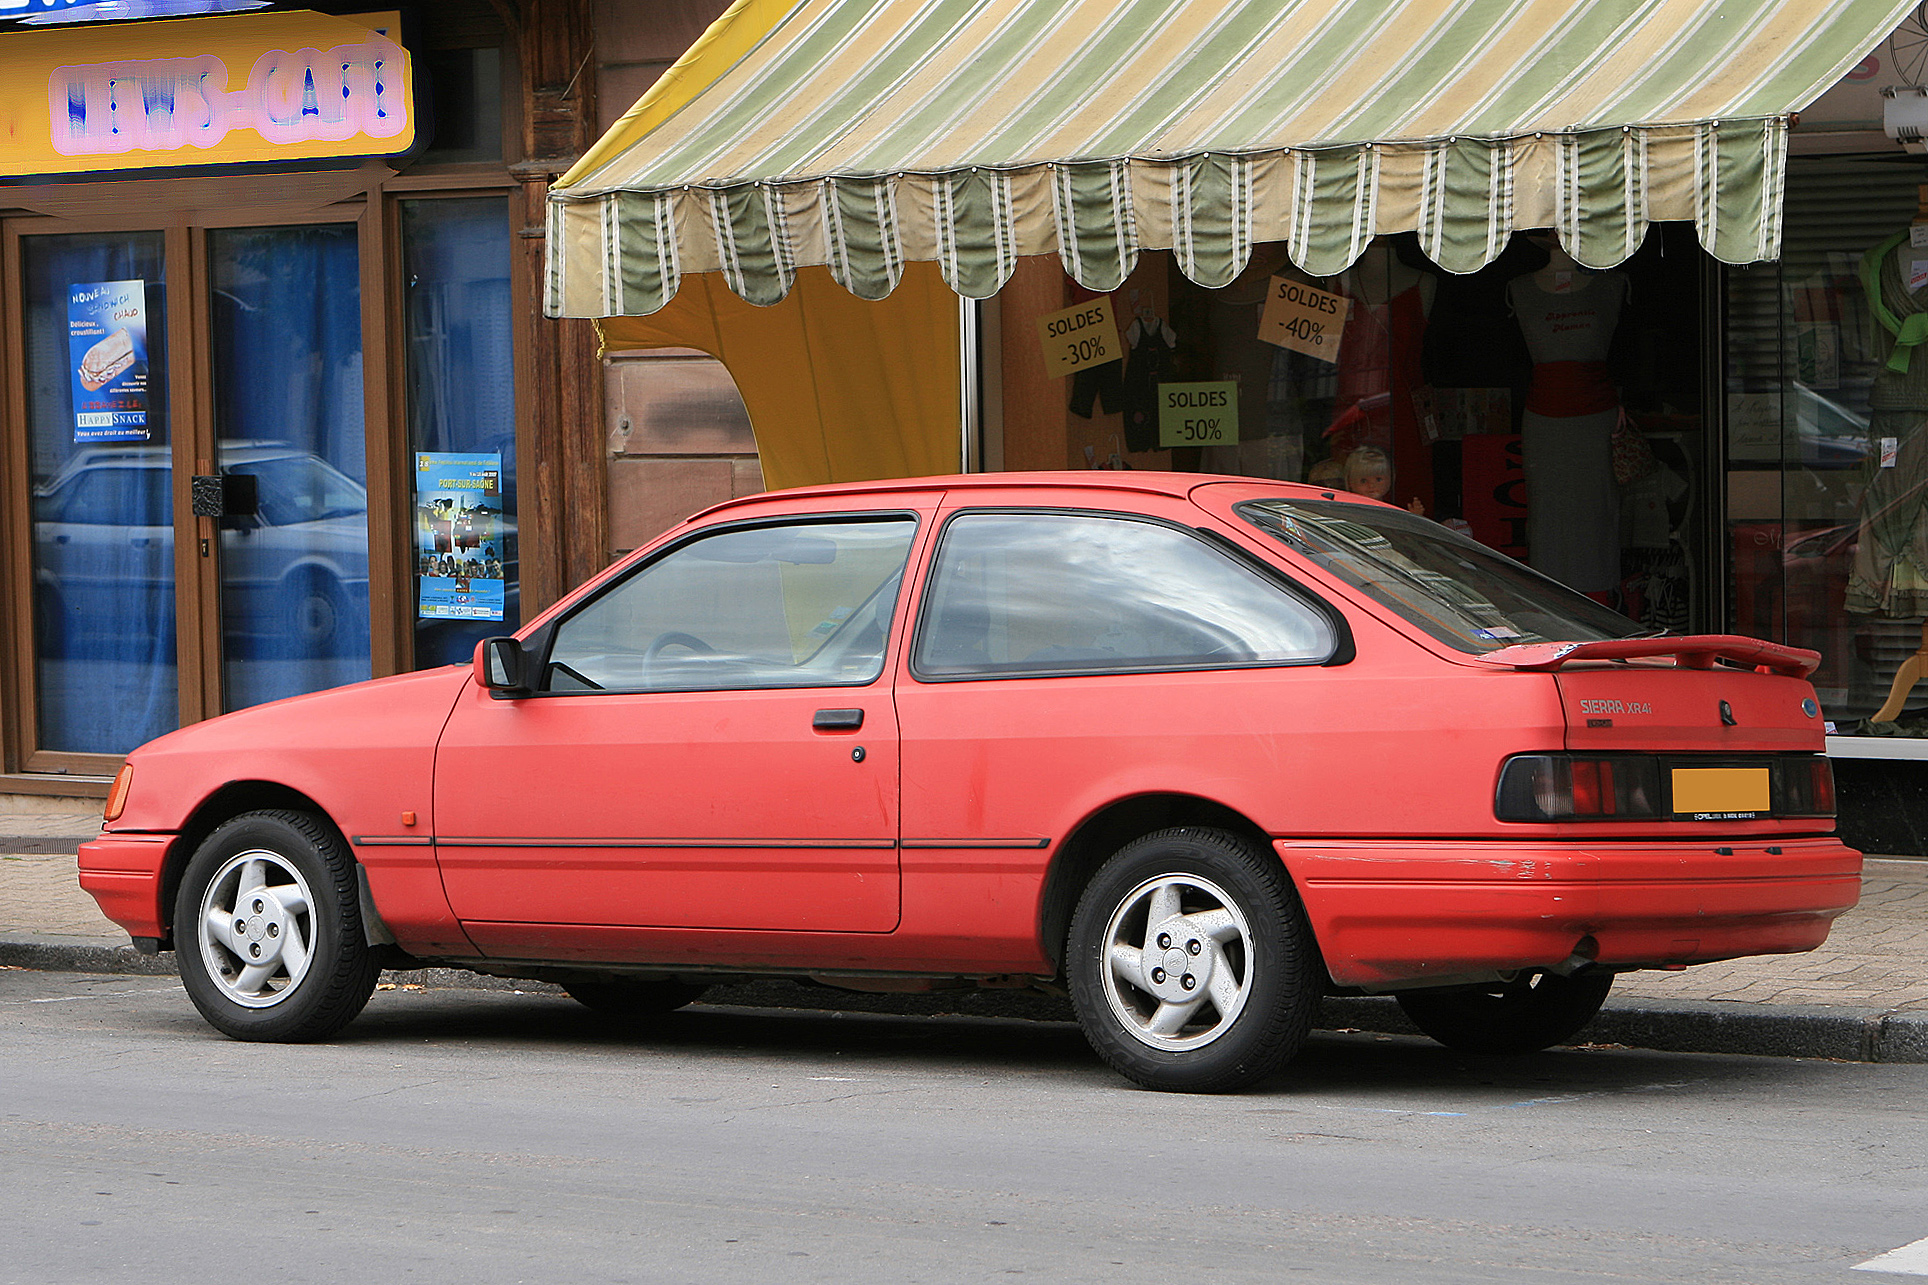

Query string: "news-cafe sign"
[[4, 9, 414, 177]]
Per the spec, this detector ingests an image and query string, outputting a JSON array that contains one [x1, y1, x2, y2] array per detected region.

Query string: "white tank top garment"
[[1507, 272, 1626, 594]]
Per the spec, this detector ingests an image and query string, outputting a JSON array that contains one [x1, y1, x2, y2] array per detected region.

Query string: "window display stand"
[[1870, 621, 1928, 724]]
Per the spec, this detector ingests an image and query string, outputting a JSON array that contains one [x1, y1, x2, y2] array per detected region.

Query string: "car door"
[[431, 509, 926, 956]]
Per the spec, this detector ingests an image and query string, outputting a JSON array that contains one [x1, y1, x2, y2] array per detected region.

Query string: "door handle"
[[812, 708, 864, 730]]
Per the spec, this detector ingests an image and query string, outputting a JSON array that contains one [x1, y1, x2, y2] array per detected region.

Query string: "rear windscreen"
[[1236, 498, 1648, 655]]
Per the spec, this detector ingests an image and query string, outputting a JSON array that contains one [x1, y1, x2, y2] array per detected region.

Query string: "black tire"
[[562, 979, 710, 1017], [1395, 972, 1614, 1055], [1067, 827, 1319, 1093], [173, 809, 380, 1042]]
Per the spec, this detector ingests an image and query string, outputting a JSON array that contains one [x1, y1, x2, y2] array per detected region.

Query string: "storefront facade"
[[11, 0, 1928, 859], [550, 0, 1928, 848]]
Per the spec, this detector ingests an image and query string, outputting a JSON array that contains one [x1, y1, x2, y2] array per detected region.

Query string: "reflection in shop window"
[[402, 197, 518, 667]]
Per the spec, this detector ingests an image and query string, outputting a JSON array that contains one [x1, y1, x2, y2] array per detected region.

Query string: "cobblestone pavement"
[[4, 808, 1923, 1014]]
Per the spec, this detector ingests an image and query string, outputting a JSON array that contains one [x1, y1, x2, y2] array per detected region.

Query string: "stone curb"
[[1315, 995, 1928, 1064], [7, 936, 1925, 1064]]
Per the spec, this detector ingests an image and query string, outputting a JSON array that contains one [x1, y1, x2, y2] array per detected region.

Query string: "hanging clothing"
[[1069, 358, 1124, 418], [1121, 316, 1178, 452], [1847, 235, 1928, 618], [1509, 272, 1625, 593]]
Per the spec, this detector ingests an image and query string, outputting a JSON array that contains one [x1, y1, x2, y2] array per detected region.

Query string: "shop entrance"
[[11, 217, 371, 767]]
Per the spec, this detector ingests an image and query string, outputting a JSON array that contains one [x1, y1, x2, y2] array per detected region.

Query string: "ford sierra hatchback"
[[80, 473, 1861, 1092]]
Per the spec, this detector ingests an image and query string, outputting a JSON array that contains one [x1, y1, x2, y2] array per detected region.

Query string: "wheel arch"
[[1037, 793, 1314, 974], [158, 781, 353, 948]]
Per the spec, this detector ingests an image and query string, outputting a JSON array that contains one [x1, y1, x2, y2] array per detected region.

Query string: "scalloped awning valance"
[[546, 0, 1912, 318]]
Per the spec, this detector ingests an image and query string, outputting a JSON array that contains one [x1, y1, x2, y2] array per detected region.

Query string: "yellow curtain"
[[598, 262, 960, 492]]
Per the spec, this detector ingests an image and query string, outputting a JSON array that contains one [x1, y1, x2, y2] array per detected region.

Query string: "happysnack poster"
[[68, 280, 149, 442]]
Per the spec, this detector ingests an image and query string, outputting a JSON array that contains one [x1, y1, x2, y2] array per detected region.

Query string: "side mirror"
[[474, 636, 527, 693]]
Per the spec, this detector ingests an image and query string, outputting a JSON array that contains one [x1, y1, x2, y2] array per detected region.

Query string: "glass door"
[[207, 223, 371, 711], [20, 231, 177, 759], [10, 215, 376, 768]]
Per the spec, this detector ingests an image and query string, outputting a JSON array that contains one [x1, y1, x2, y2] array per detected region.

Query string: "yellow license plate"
[[1671, 767, 1771, 817]]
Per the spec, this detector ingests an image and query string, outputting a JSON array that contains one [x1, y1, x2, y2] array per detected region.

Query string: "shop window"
[[1725, 156, 1926, 733], [912, 512, 1335, 678], [1054, 228, 1705, 635], [402, 197, 518, 666]]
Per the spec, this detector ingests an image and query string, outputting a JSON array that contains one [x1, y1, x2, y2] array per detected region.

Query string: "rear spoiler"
[[1466, 635, 1820, 679]]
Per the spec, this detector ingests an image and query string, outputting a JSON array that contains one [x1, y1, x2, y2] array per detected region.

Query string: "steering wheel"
[[641, 631, 716, 685]]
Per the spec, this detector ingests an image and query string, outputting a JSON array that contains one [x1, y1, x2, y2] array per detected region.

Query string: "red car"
[[80, 473, 1860, 1092]]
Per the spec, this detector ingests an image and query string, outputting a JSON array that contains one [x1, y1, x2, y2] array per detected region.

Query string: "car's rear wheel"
[[1067, 827, 1319, 1093], [285, 570, 350, 654], [562, 979, 710, 1017], [174, 810, 380, 1042], [1394, 972, 1613, 1055]]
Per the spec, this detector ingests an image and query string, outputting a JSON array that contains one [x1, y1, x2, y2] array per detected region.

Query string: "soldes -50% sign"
[[1257, 277, 1349, 362], [1158, 381, 1239, 448], [1035, 296, 1120, 377]]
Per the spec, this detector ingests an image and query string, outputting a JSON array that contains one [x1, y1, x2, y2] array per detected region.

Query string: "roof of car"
[[688, 470, 1352, 523]]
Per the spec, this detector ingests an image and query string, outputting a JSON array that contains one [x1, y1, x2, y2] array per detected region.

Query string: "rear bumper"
[[77, 832, 175, 941], [1279, 835, 1862, 990]]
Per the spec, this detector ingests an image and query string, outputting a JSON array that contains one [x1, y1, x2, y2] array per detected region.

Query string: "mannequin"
[[1850, 197, 1928, 723], [1509, 232, 1625, 594]]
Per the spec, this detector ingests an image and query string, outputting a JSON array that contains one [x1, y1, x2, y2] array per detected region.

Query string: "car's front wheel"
[[174, 810, 380, 1042], [1394, 972, 1613, 1055], [1067, 827, 1319, 1093]]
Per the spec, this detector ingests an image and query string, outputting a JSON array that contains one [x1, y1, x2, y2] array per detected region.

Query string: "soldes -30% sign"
[[1257, 277, 1349, 362], [1157, 381, 1239, 448], [1035, 296, 1120, 377]]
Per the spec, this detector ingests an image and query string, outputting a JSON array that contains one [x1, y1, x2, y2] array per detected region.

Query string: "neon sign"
[[50, 37, 408, 155], [2, 10, 414, 176]]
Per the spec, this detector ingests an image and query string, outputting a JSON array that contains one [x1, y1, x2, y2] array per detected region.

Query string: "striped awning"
[[546, 0, 1913, 318]]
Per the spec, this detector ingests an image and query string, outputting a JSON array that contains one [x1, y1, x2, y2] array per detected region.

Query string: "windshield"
[[1236, 498, 1647, 654]]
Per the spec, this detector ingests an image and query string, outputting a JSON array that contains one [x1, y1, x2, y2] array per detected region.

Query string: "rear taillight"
[[1772, 755, 1835, 818], [1496, 755, 1662, 822], [1495, 754, 1835, 822]]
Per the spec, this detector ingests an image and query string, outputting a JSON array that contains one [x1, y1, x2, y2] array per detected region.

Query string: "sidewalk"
[[5, 806, 1925, 1061]]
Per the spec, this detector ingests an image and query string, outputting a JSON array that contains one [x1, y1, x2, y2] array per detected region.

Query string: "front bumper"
[[1280, 835, 1862, 990], [78, 831, 175, 941]]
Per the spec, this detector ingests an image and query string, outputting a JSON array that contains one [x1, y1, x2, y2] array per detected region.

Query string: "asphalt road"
[[5, 968, 1928, 1285]]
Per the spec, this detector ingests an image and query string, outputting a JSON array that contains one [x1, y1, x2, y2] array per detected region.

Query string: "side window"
[[542, 517, 916, 692], [913, 512, 1336, 678]]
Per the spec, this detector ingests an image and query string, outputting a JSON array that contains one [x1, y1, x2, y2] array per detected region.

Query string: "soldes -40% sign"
[[1258, 277, 1349, 362]]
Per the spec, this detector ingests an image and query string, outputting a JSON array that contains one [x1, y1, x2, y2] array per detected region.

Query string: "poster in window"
[[415, 452, 505, 621], [67, 280, 149, 442]]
